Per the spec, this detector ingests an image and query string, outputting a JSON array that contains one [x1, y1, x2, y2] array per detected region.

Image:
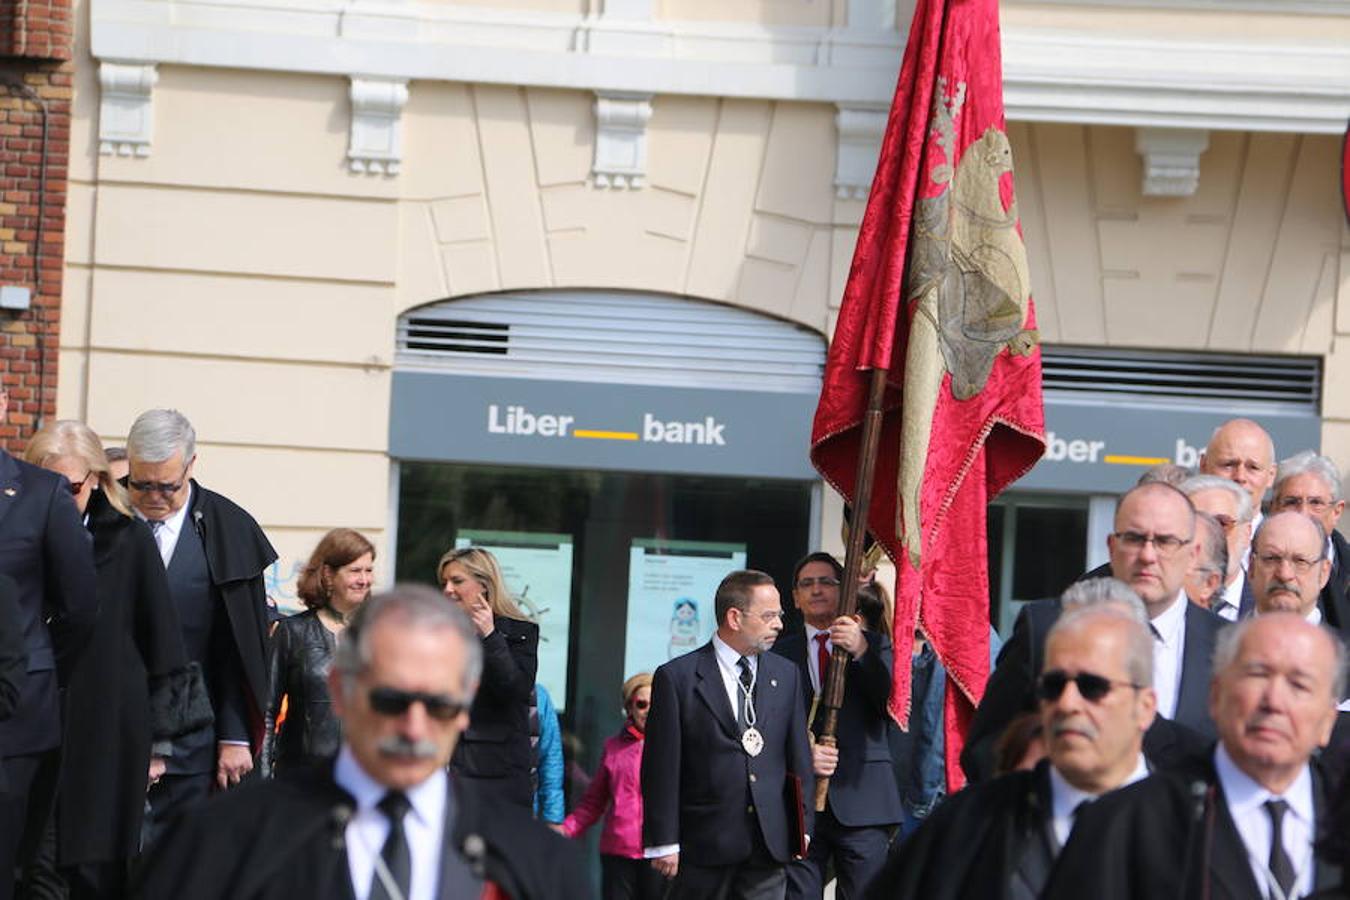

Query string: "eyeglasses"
[[127, 462, 191, 496], [1276, 495, 1332, 513], [754, 610, 785, 623], [1112, 531, 1192, 556], [1037, 668, 1141, 703], [368, 686, 466, 721], [1253, 552, 1321, 574], [629, 699, 650, 711], [66, 472, 92, 495], [796, 576, 841, 590]]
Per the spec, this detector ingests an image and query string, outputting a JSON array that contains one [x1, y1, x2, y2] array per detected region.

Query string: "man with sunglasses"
[[133, 586, 589, 899], [0, 389, 97, 900], [963, 483, 1225, 783], [867, 582, 1159, 900], [1181, 474, 1257, 622], [125, 409, 278, 845], [1046, 612, 1345, 900], [770, 552, 901, 900], [1272, 451, 1350, 635]]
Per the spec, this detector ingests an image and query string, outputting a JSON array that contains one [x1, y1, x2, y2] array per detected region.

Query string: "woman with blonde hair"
[[24, 421, 207, 899], [259, 528, 374, 778], [560, 673, 661, 900], [437, 546, 538, 809]]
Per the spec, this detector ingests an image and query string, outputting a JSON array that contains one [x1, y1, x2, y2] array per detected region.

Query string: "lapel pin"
[[770, 678, 778, 687], [3, 488, 14, 497]]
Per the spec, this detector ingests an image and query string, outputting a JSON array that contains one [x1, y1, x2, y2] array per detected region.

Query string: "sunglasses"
[[66, 472, 92, 495], [1037, 668, 1140, 704], [629, 698, 650, 711], [127, 461, 191, 496], [368, 686, 466, 721]]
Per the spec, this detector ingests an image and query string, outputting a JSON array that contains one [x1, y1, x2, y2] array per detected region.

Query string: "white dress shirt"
[[1213, 576, 1244, 623], [1214, 743, 1315, 900], [1149, 591, 1187, 721], [805, 625, 831, 695], [1047, 754, 1149, 848], [136, 483, 192, 567], [335, 746, 447, 900]]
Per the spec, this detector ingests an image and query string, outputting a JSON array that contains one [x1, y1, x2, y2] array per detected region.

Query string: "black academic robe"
[[1045, 752, 1343, 900], [56, 489, 210, 866], [1320, 530, 1350, 639], [863, 760, 1058, 900], [129, 762, 591, 899]]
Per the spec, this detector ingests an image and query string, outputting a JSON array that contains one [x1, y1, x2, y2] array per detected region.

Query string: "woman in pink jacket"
[[560, 672, 661, 900]]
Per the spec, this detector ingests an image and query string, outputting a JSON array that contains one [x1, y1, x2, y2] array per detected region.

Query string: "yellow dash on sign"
[[574, 430, 640, 441], [1103, 454, 1171, 466]]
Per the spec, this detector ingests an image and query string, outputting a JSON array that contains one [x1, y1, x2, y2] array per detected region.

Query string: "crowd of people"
[[2, 391, 1350, 900]]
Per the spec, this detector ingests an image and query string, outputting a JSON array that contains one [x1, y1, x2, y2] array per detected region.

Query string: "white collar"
[[333, 744, 447, 829], [1305, 606, 1323, 625], [712, 633, 753, 672], [805, 623, 830, 644], [1150, 590, 1188, 646], [1049, 753, 1148, 820], [1214, 742, 1315, 827]]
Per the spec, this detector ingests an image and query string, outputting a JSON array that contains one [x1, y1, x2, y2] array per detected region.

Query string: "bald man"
[[1199, 419, 1276, 546]]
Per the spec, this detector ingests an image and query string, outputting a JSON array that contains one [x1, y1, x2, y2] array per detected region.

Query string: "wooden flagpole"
[[813, 366, 890, 811]]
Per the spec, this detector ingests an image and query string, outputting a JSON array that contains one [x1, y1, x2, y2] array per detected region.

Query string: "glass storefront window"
[[394, 462, 813, 768], [988, 494, 1089, 636]]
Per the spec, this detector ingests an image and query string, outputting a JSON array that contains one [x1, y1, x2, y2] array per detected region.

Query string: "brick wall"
[[0, 0, 72, 452]]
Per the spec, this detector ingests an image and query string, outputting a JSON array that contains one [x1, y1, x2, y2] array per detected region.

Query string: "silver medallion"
[[741, 726, 764, 757]]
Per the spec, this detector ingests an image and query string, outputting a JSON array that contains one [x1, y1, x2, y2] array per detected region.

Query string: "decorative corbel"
[[1135, 128, 1210, 197], [348, 76, 410, 176], [98, 62, 158, 157], [592, 91, 653, 190], [834, 104, 888, 201]]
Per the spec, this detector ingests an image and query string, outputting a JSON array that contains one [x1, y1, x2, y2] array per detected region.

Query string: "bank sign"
[[390, 372, 818, 480], [1019, 396, 1321, 494]]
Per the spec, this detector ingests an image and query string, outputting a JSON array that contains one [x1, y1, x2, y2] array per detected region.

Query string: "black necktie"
[[1265, 798, 1296, 899], [370, 791, 412, 900], [736, 657, 753, 731]]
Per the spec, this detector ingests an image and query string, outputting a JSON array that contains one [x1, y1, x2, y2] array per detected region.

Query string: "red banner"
[[810, 0, 1045, 790]]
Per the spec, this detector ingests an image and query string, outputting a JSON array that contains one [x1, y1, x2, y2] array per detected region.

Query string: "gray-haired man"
[[133, 586, 590, 899], [1273, 450, 1350, 635], [125, 408, 277, 843]]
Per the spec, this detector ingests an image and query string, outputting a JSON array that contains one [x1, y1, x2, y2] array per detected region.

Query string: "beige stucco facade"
[[62, 0, 1350, 591]]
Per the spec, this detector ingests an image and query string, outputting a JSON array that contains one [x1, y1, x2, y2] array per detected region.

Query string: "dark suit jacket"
[[0, 451, 98, 757], [451, 615, 538, 809], [187, 480, 277, 753], [1045, 752, 1343, 900], [641, 640, 814, 866], [772, 627, 902, 827], [1320, 530, 1350, 639], [962, 595, 1224, 782], [0, 574, 25, 724], [865, 760, 1059, 900], [130, 761, 590, 899]]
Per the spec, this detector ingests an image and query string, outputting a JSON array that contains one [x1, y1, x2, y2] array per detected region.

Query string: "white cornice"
[[89, 0, 1350, 134]]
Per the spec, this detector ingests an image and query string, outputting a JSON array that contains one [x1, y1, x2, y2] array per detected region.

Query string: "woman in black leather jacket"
[[438, 546, 539, 810], [259, 528, 374, 777]]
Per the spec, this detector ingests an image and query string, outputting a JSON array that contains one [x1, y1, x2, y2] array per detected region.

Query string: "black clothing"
[[1046, 752, 1343, 900], [1321, 530, 1350, 638], [865, 760, 1059, 900], [451, 615, 539, 810], [57, 488, 210, 870], [963, 595, 1224, 782], [772, 627, 901, 899], [641, 642, 815, 870], [0, 574, 25, 732], [0, 451, 98, 899], [259, 609, 340, 778], [600, 854, 666, 900], [130, 762, 591, 899]]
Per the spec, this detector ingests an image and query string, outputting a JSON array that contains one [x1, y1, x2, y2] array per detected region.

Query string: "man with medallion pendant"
[[641, 570, 815, 900]]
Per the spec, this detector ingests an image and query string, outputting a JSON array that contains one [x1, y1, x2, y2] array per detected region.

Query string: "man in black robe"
[[1046, 612, 1344, 900], [866, 580, 1164, 900], [132, 585, 590, 899], [125, 408, 276, 842]]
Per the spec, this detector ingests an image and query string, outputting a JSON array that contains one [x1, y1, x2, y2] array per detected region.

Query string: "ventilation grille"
[[1043, 346, 1320, 411], [397, 291, 827, 394]]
